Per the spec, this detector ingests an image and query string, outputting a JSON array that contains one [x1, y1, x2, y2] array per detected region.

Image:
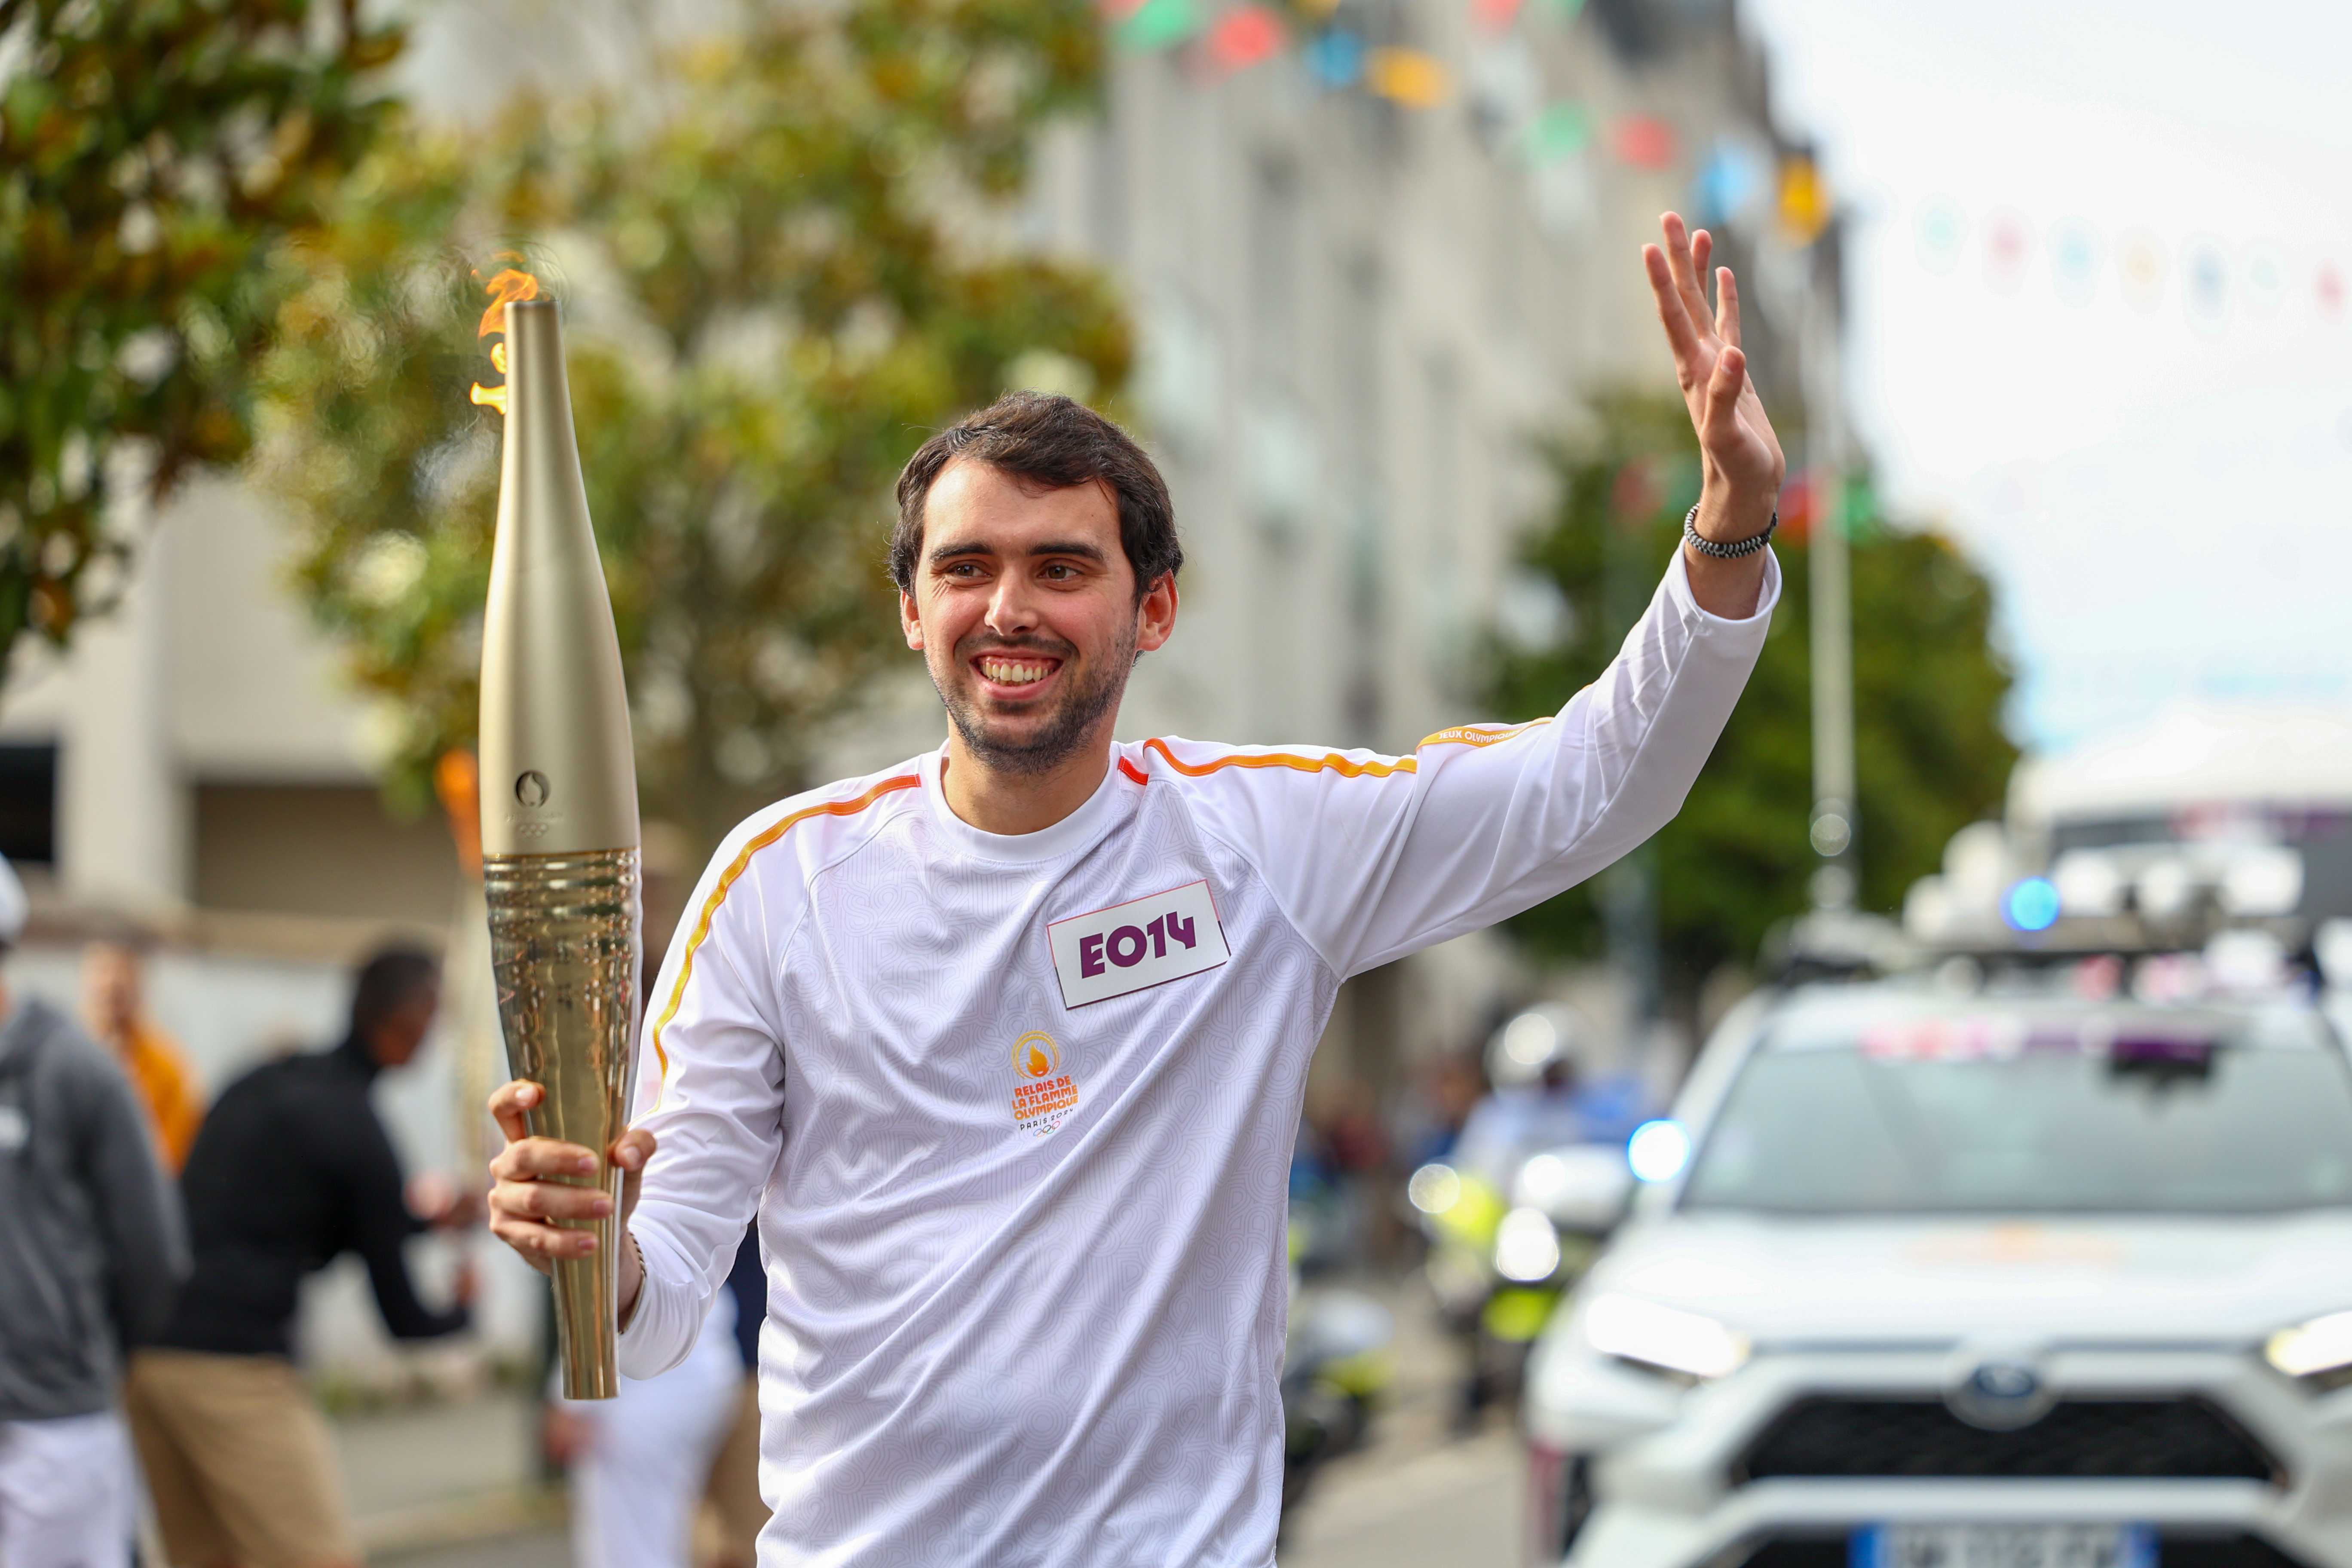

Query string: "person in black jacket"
[[125, 945, 473, 1568]]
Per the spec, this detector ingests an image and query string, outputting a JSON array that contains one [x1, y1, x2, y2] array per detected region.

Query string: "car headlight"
[[2266, 1310, 2352, 1391], [1494, 1206, 1563, 1283], [1582, 1292, 1750, 1383]]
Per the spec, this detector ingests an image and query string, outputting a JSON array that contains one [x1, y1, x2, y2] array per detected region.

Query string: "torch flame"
[[477, 266, 542, 339], [1026, 1044, 1051, 1078], [468, 260, 543, 416]]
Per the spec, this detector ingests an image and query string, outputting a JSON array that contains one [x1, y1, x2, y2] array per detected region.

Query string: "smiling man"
[[487, 214, 1783, 1566]]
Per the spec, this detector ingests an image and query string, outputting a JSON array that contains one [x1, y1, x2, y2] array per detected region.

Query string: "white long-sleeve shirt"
[[619, 549, 1779, 1567]]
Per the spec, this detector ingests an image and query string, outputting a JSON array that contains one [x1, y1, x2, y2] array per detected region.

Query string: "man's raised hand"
[[1642, 211, 1786, 546]]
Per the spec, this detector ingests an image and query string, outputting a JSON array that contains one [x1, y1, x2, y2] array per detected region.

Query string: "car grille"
[[1735, 1397, 2281, 1485], [1740, 1535, 2312, 1568]]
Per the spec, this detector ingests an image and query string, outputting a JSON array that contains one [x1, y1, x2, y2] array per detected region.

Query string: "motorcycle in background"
[[1411, 1142, 1633, 1424]]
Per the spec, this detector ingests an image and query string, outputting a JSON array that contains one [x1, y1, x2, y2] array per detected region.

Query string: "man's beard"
[[933, 623, 1136, 777]]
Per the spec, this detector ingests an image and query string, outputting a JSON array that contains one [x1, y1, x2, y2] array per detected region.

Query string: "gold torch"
[[476, 288, 642, 1399]]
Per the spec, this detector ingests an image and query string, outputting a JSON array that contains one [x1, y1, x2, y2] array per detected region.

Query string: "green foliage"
[[1483, 391, 2017, 989], [0, 0, 400, 661], [252, 0, 1130, 845]]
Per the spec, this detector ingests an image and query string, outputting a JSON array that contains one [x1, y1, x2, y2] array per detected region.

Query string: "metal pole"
[[1805, 245, 1859, 911]]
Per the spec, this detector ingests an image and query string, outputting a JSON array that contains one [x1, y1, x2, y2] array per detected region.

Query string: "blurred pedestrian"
[[1392, 1050, 1482, 1171], [1453, 1007, 1649, 1195], [82, 937, 204, 1173], [126, 945, 474, 1568], [0, 855, 190, 1568], [544, 1293, 743, 1568]]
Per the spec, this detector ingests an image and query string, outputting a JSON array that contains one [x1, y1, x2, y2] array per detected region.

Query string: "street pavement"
[[364, 1278, 1524, 1568], [1279, 1272, 1522, 1568]]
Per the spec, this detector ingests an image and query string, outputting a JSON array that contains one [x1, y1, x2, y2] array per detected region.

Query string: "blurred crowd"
[[0, 846, 767, 1568]]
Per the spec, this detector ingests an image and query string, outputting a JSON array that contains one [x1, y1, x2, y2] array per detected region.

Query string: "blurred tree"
[[0, 0, 400, 666], [253, 0, 1129, 848], [1482, 392, 2017, 993]]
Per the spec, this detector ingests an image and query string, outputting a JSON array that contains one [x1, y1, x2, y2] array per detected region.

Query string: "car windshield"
[[1680, 1002, 2352, 1215]]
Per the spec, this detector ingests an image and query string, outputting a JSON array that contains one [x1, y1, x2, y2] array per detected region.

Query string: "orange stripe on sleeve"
[[1141, 738, 1418, 779], [647, 773, 919, 1084], [1138, 720, 1553, 783]]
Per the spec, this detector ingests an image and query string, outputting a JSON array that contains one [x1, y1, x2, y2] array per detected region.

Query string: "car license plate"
[[1852, 1524, 2156, 1568]]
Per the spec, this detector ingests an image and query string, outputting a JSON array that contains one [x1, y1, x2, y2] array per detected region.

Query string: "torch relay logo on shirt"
[[1011, 1030, 1079, 1137]]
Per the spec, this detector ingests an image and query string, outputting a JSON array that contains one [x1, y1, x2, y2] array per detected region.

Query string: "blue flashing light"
[[2003, 876, 2062, 933], [1627, 1119, 1690, 1185]]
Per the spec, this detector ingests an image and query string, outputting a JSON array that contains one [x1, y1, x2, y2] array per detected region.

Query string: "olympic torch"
[[476, 292, 642, 1399]]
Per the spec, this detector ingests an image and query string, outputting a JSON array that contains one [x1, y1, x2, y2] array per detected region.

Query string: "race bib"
[[1047, 879, 1231, 1008]]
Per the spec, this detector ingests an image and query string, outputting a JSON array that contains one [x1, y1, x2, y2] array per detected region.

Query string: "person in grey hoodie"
[[0, 854, 190, 1568]]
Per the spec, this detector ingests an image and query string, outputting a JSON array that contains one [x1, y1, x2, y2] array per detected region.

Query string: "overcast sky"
[[1736, 0, 2352, 751]]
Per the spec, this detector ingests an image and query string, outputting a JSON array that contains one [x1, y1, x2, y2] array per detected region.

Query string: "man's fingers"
[[1716, 266, 1742, 350], [1660, 214, 1715, 340], [612, 1127, 656, 1220], [487, 1079, 541, 1144], [610, 1127, 657, 1173], [1691, 228, 1715, 325], [490, 1136, 600, 1185], [1703, 345, 1748, 438], [487, 1211, 599, 1266], [490, 1176, 612, 1223], [1643, 243, 1704, 381]]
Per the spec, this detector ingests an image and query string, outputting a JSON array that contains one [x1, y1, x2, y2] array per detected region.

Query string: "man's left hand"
[[1642, 211, 1785, 616]]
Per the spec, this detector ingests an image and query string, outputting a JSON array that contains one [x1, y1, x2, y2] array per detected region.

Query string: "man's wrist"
[[1691, 484, 1777, 544]]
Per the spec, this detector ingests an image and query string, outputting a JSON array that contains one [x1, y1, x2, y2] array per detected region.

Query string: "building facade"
[[0, 0, 1839, 1369]]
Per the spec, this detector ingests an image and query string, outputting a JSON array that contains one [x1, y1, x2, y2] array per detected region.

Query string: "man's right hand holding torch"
[[485, 1080, 657, 1326]]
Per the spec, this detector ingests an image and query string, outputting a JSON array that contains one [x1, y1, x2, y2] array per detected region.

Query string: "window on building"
[[0, 744, 58, 865], [194, 784, 459, 924], [1248, 155, 1300, 382]]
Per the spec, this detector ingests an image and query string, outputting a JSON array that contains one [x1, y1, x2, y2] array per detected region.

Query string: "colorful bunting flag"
[[1118, 0, 1200, 51], [2118, 230, 2166, 312], [1471, 0, 1524, 34], [1692, 140, 1764, 226], [2183, 236, 2228, 328], [1914, 198, 1965, 276], [1981, 208, 2029, 293], [1206, 4, 1285, 72], [1367, 47, 1451, 109], [1303, 28, 1366, 88], [1527, 102, 1592, 163], [1777, 156, 1828, 245], [2049, 219, 2099, 307], [2243, 245, 2285, 318], [1610, 116, 1677, 172]]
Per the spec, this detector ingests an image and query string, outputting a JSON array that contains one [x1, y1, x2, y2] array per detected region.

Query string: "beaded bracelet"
[[1682, 502, 1778, 559]]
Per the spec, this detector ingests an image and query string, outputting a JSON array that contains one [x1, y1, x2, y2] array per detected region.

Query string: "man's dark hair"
[[349, 945, 440, 1042], [890, 392, 1182, 602]]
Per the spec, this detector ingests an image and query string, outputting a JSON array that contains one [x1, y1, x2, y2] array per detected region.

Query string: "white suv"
[[1522, 976, 2352, 1568]]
